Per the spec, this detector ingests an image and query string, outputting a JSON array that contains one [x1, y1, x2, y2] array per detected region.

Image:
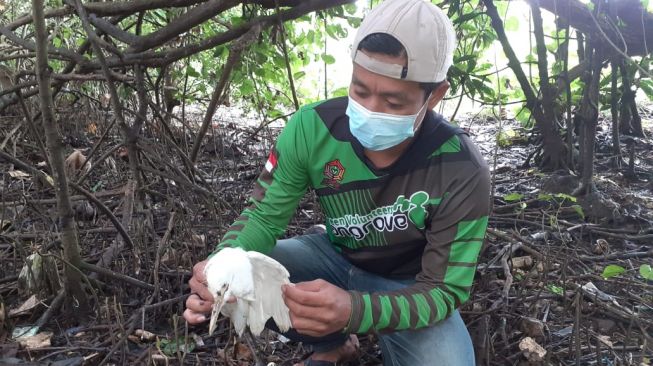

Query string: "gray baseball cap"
[[351, 0, 456, 83]]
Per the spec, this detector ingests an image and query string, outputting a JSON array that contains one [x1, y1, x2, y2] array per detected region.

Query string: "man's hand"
[[183, 260, 213, 324], [282, 279, 352, 337]]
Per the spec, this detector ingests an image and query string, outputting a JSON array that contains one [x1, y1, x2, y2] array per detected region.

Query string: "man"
[[184, 0, 490, 364]]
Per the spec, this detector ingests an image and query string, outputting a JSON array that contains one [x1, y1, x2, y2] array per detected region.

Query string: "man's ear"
[[427, 80, 450, 110]]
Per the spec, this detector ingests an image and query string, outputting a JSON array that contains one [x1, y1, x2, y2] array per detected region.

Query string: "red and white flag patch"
[[265, 151, 278, 173]]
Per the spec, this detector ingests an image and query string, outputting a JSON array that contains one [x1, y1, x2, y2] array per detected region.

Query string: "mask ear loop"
[[413, 92, 433, 132]]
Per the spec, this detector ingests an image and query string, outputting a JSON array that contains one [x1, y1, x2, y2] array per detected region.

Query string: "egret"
[[204, 247, 292, 337]]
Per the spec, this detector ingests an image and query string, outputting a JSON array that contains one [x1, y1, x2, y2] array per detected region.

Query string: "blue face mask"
[[346, 97, 428, 151]]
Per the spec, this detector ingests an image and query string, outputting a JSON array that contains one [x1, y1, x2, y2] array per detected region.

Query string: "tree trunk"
[[484, 0, 567, 170], [618, 63, 645, 137], [609, 58, 621, 167], [576, 41, 604, 195], [32, 0, 90, 315], [189, 25, 260, 163]]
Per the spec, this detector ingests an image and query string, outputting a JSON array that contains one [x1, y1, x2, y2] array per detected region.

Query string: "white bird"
[[204, 247, 292, 337]]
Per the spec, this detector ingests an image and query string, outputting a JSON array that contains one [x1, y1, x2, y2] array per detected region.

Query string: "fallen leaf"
[[8, 170, 30, 179], [511, 256, 533, 269], [8, 295, 40, 317], [593, 239, 610, 255], [235, 341, 253, 361], [134, 329, 156, 342], [86, 122, 98, 136], [64, 150, 91, 178], [151, 353, 168, 365], [519, 336, 546, 362], [190, 234, 206, 248], [16, 331, 52, 349]]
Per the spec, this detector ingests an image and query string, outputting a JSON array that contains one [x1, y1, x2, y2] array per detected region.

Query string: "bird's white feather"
[[204, 247, 291, 337], [245, 251, 291, 335]]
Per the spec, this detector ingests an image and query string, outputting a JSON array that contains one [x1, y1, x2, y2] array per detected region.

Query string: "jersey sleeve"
[[212, 110, 310, 255], [345, 146, 490, 333]]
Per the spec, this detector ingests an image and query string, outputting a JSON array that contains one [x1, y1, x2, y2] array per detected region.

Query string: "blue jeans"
[[266, 234, 476, 366]]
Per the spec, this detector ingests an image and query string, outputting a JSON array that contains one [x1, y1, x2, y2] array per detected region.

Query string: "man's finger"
[[183, 308, 207, 324], [292, 279, 325, 292], [189, 277, 214, 302], [284, 295, 332, 324], [290, 315, 331, 337], [283, 283, 326, 306], [186, 293, 213, 313]]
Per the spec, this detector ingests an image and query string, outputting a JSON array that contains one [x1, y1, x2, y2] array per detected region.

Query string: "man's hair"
[[357, 33, 443, 99]]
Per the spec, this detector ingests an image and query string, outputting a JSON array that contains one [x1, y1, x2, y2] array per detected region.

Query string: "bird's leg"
[[243, 328, 265, 366]]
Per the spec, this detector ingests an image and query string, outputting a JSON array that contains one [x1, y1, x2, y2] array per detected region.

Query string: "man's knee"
[[379, 311, 475, 366], [268, 235, 333, 283]]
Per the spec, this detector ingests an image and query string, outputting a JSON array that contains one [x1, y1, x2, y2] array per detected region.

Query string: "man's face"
[[349, 52, 425, 117]]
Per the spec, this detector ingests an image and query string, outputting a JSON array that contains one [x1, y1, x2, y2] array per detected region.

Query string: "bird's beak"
[[208, 294, 225, 336]]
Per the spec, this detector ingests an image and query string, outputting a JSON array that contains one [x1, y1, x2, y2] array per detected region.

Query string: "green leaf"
[[496, 128, 520, 147], [515, 108, 532, 128], [239, 79, 254, 95], [158, 336, 195, 356], [602, 264, 626, 279], [547, 284, 563, 295], [571, 204, 585, 219], [343, 3, 357, 14], [503, 192, 524, 202], [212, 45, 227, 58], [537, 193, 553, 202], [186, 65, 200, 77], [321, 54, 336, 65], [640, 264, 653, 280], [554, 193, 577, 202], [639, 79, 653, 98]]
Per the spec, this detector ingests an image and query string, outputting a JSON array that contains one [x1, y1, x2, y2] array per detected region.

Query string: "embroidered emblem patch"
[[322, 159, 345, 189]]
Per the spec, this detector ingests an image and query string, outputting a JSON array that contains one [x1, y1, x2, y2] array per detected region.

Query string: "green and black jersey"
[[216, 96, 490, 334]]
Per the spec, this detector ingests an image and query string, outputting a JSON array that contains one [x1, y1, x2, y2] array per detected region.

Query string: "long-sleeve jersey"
[[215, 96, 491, 334]]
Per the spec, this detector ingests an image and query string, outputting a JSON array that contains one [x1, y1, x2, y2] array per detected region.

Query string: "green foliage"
[[600, 264, 652, 281], [496, 128, 525, 147], [602, 264, 626, 279], [639, 79, 653, 98], [547, 284, 564, 295], [503, 192, 524, 202], [571, 204, 585, 220], [445, 0, 497, 103], [640, 264, 653, 280], [537, 193, 584, 221], [514, 107, 533, 128], [538, 192, 577, 203], [157, 336, 196, 356]]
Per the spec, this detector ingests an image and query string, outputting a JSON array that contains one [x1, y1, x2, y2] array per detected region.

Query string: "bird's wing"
[[245, 251, 292, 336]]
